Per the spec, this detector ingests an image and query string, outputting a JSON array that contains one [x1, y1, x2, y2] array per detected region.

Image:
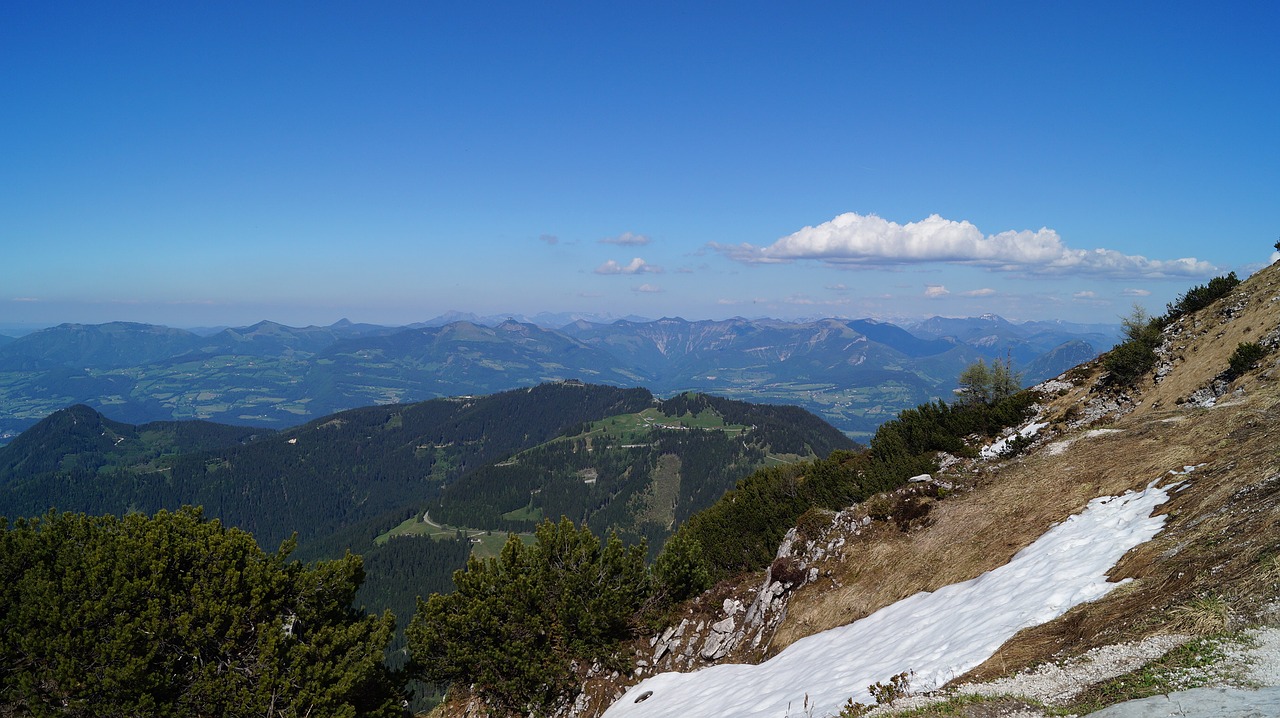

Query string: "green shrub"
[[1166, 272, 1241, 320], [1226, 342, 1267, 380], [0, 507, 401, 717], [1103, 306, 1163, 386], [651, 530, 711, 604], [795, 506, 836, 543], [407, 518, 647, 717]]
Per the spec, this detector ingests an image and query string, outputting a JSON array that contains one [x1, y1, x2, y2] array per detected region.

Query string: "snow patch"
[[1046, 428, 1123, 456], [981, 421, 1048, 459], [603, 481, 1176, 718]]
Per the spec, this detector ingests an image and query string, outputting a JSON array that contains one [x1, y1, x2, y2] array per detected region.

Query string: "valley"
[[0, 315, 1121, 443]]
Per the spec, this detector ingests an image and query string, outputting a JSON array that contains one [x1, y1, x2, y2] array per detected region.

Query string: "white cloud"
[[1121, 288, 1152, 297], [784, 294, 851, 306], [600, 232, 651, 246], [961, 288, 996, 297], [633, 283, 663, 293], [825, 283, 850, 292], [1073, 291, 1097, 299], [11, 297, 39, 302], [925, 284, 950, 298], [595, 257, 662, 275], [712, 212, 1217, 278]]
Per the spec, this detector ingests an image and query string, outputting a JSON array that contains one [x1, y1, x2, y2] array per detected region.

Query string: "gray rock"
[[1087, 686, 1280, 717], [698, 616, 739, 659]]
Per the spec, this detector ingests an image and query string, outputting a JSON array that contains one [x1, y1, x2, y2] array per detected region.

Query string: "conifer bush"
[[1103, 306, 1163, 386], [406, 518, 647, 717], [1165, 272, 1240, 320], [0, 507, 401, 717], [1226, 341, 1267, 380]]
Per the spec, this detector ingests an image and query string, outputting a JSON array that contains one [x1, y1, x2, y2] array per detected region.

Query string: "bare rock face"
[[699, 617, 738, 660]]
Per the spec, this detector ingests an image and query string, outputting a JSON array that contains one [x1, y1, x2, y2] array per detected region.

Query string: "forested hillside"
[[432, 391, 854, 553], [0, 383, 655, 551]]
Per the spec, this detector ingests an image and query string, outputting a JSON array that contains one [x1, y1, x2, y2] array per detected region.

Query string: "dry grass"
[[1133, 262, 1280, 415], [1169, 595, 1233, 636]]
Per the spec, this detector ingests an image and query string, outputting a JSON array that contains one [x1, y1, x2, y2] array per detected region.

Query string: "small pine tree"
[[652, 530, 711, 604], [1226, 342, 1267, 380], [0, 507, 401, 716], [1103, 305, 1163, 386], [957, 359, 993, 404], [408, 518, 649, 717], [990, 356, 1022, 401]]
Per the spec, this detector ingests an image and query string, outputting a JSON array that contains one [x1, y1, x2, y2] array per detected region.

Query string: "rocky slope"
[[543, 260, 1280, 717]]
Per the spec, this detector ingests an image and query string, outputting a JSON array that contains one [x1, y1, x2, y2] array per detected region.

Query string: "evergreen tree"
[[0, 507, 401, 717], [956, 359, 992, 404], [651, 530, 712, 604], [990, 356, 1022, 401], [406, 518, 647, 717]]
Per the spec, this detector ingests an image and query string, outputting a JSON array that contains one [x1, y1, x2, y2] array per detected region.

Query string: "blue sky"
[[2, 1, 1277, 331]]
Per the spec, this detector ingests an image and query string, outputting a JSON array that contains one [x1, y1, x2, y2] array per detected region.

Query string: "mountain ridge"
[[0, 314, 1119, 442]]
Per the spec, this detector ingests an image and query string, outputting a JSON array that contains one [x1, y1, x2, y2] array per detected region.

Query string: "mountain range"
[[0, 314, 1122, 442]]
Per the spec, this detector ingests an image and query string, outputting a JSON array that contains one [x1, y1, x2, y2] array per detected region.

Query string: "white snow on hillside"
[[980, 420, 1049, 459], [603, 481, 1176, 718]]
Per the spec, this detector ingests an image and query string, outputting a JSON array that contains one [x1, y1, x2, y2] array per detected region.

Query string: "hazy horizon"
[[0, 308, 1133, 339]]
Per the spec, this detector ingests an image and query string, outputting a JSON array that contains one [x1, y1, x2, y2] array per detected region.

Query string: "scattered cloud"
[[1121, 288, 1152, 297], [600, 232, 651, 246], [784, 294, 851, 306], [961, 288, 997, 297], [825, 283, 850, 292], [711, 212, 1217, 278], [595, 257, 663, 275], [538, 234, 559, 245], [925, 284, 950, 298], [633, 283, 663, 293], [1073, 291, 1098, 299], [576, 291, 603, 298], [11, 297, 39, 302]]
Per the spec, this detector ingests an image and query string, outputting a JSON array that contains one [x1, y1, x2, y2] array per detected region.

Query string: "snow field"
[[603, 480, 1176, 718]]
